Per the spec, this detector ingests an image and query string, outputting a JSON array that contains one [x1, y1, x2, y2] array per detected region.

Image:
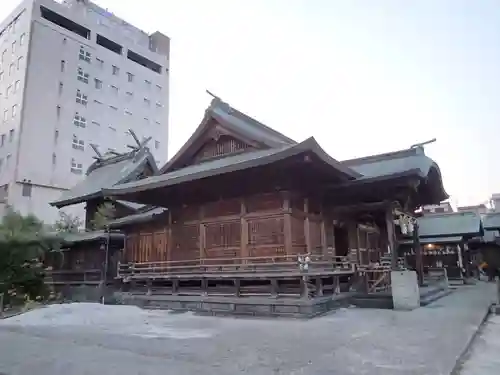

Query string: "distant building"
[[457, 204, 488, 216], [0, 0, 170, 223], [421, 201, 453, 215], [490, 194, 500, 212]]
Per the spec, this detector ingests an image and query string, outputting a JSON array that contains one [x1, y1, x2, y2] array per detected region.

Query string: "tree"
[[53, 212, 83, 233], [91, 202, 116, 230], [0, 207, 60, 307]]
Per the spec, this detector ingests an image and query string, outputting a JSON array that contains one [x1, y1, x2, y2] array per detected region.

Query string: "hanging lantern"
[[407, 221, 414, 234]]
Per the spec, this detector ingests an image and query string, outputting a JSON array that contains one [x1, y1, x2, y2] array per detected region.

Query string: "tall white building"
[[0, 0, 169, 223]]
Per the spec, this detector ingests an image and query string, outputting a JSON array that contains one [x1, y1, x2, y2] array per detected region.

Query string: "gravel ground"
[[458, 314, 500, 375], [0, 282, 494, 375]]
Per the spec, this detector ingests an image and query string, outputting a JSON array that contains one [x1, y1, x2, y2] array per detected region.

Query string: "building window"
[[155, 140, 160, 149], [11, 41, 16, 54], [156, 84, 162, 91], [73, 113, 86, 128], [72, 135, 85, 150], [9, 129, 14, 142], [6, 154, 11, 168], [127, 72, 134, 82], [22, 183, 32, 197], [54, 130, 59, 142], [9, 64, 14, 76], [124, 110, 132, 115], [109, 105, 118, 111], [20, 33, 26, 46], [60, 60, 65, 72], [0, 71, 3, 82], [145, 79, 151, 88], [3, 110, 7, 122], [14, 80, 20, 93], [155, 120, 161, 125], [56, 105, 61, 118], [6, 85, 11, 98], [143, 98, 150, 106], [93, 99, 102, 105], [110, 85, 118, 94], [94, 78, 102, 89], [52, 153, 56, 165], [144, 117, 149, 124], [71, 158, 83, 174], [79, 46, 91, 62], [91, 120, 100, 126], [108, 126, 116, 132], [58, 81, 63, 95], [11, 104, 17, 118], [17, 56, 23, 70], [125, 91, 133, 100], [76, 90, 88, 106], [1, 50, 6, 63], [112, 65, 119, 75], [156, 102, 162, 108], [77, 67, 89, 84], [96, 57, 104, 67], [1, 134, 5, 146]]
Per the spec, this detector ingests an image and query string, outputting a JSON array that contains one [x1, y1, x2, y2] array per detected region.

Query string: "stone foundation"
[[114, 292, 352, 318]]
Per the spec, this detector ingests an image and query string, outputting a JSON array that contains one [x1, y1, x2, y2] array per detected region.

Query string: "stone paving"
[[457, 313, 500, 375], [0, 282, 495, 375]]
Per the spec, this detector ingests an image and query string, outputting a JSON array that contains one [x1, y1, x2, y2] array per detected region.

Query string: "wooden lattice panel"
[[171, 224, 199, 260], [193, 135, 251, 162], [152, 230, 168, 261], [125, 233, 139, 262], [248, 216, 284, 246], [139, 233, 153, 263], [291, 216, 305, 246], [309, 220, 322, 253], [205, 221, 241, 249]]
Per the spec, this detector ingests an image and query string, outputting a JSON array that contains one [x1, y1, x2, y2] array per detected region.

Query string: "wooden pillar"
[[355, 225, 362, 265], [320, 220, 327, 256], [240, 199, 249, 258], [167, 210, 173, 265], [348, 221, 359, 264], [304, 198, 311, 254], [283, 193, 292, 256], [414, 221, 424, 286], [385, 206, 397, 270], [199, 206, 205, 262]]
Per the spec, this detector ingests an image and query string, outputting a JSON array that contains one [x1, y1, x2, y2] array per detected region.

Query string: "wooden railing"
[[117, 254, 354, 279], [45, 269, 102, 284], [357, 265, 392, 293]]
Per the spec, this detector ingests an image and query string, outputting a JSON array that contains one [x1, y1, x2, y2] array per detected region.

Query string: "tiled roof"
[[399, 236, 463, 245], [342, 147, 440, 181], [417, 211, 483, 238], [482, 212, 500, 230], [107, 207, 167, 227], [103, 137, 359, 199], [51, 147, 157, 208]]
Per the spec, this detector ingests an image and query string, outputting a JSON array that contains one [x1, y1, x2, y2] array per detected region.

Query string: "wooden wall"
[[122, 191, 343, 263]]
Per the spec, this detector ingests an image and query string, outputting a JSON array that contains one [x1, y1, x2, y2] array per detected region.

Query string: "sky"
[[1, 0, 500, 207]]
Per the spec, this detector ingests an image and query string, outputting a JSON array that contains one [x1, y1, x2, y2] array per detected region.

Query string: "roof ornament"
[[89, 143, 103, 161], [410, 138, 436, 153], [206, 90, 232, 113]]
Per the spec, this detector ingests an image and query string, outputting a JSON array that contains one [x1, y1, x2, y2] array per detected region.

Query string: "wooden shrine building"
[[50, 135, 158, 229], [90, 96, 448, 316], [399, 211, 483, 282]]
